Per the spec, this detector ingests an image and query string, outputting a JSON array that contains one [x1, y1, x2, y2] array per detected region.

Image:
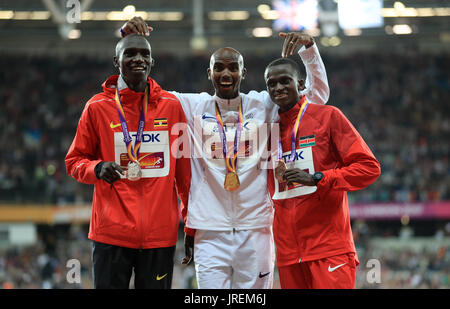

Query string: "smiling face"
[[207, 48, 247, 99], [114, 34, 153, 91], [265, 63, 305, 112]]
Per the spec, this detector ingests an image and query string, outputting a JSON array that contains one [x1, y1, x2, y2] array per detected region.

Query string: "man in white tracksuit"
[[122, 19, 329, 289]]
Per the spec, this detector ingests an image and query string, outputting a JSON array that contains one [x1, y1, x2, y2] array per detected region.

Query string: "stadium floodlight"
[[123, 5, 136, 16], [208, 10, 249, 21], [392, 24, 412, 35], [252, 27, 273, 38]]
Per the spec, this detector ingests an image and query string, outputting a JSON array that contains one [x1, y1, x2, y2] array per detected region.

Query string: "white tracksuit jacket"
[[171, 44, 329, 232]]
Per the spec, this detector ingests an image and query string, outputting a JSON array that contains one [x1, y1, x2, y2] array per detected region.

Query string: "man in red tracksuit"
[[65, 34, 190, 288], [265, 58, 381, 289]]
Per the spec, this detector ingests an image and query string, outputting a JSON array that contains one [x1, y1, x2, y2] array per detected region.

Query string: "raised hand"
[[120, 16, 153, 37], [280, 32, 314, 58]]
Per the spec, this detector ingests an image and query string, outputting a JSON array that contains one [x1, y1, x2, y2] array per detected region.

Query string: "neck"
[[279, 100, 298, 113], [123, 76, 147, 92], [216, 92, 240, 101]]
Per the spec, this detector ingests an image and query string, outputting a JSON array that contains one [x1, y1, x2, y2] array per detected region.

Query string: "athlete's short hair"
[[115, 34, 151, 57], [265, 58, 304, 80]]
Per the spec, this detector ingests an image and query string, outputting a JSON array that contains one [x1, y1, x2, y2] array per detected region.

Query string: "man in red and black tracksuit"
[[65, 34, 190, 288], [265, 58, 381, 289]]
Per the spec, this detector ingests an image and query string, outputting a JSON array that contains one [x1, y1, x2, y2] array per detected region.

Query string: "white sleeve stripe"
[[72, 162, 86, 177]]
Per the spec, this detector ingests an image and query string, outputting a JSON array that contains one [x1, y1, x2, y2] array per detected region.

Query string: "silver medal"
[[126, 161, 142, 181]]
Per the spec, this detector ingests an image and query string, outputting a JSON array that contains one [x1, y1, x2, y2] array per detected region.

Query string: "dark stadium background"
[[0, 0, 448, 289]]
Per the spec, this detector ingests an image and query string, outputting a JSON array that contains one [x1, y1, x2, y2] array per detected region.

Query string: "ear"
[[297, 79, 306, 91], [241, 67, 247, 80], [113, 56, 119, 69], [207, 67, 211, 80], [150, 58, 155, 67]]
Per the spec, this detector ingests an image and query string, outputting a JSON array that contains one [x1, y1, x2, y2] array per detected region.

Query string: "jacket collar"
[[102, 75, 162, 104], [117, 74, 128, 91], [278, 95, 307, 125]]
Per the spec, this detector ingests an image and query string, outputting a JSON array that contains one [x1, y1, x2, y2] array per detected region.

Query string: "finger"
[[290, 41, 301, 56], [134, 17, 150, 36], [285, 175, 299, 183], [101, 176, 113, 185], [104, 168, 121, 182], [279, 32, 287, 38], [181, 256, 192, 265], [137, 20, 148, 36], [130, 16, 145, 35], [182, 248, 192, 264], [126, 22, 141, 35], [112, 163, 124, 175], [283, 169, 301, 176], [283, 32, 295, 57], [288, 35, 299, 56], [103, 174, 118, 184], [281, 34, 290, 57]]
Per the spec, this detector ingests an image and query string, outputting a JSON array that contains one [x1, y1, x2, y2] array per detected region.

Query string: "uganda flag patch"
[[299, 135, 316, 148], [154, 118, 168, 128]]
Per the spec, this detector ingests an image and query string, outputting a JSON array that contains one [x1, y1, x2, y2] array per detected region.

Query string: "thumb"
[[279, 32, 287, 37]]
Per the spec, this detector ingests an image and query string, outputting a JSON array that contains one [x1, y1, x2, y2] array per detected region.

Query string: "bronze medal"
[[274, 160, 287, 183], [224, 171, 240, 191]]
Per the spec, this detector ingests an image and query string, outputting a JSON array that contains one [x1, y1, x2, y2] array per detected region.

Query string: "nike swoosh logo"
[[202, 114, 216, 120], [328, 263, 346, 272], [156, 273, 167, 280], [110, 121, 122, 129], [259, 272, 270, 278]]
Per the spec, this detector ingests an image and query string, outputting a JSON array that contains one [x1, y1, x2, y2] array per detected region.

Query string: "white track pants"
[[194, 227, 275, 289]]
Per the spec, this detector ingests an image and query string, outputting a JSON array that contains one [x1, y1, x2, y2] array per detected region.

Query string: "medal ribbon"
[[278, 96, 309, 162], [114, 86, 148, 163], [215, 98, 244, 173]]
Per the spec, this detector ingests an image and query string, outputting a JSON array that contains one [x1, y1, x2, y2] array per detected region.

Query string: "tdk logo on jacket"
[[131, 133, 161, 143], [280, 150, 305, 163]]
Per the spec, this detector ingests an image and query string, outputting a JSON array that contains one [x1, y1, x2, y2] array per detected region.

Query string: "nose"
[[274, 82, 284, 91], [132, 52, 145, 63], [220, 68, 232, 79]]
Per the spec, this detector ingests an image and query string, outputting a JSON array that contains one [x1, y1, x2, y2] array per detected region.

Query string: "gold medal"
[[274, 160, 287, 183], [224, 171, 240, 191], [126, 161, 142, 181]]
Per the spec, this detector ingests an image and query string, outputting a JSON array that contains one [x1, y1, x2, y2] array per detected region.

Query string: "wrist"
[[94, 161, 105, 179], [305, 37, 314, 49], [313, 171, 324, 186]]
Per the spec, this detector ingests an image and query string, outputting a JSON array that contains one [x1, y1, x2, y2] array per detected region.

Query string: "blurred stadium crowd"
[[0, 45, 448, 289]]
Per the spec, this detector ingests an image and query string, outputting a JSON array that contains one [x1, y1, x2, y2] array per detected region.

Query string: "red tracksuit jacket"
[[268, 97, 381, 267], [65, 75, 191, 249]]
